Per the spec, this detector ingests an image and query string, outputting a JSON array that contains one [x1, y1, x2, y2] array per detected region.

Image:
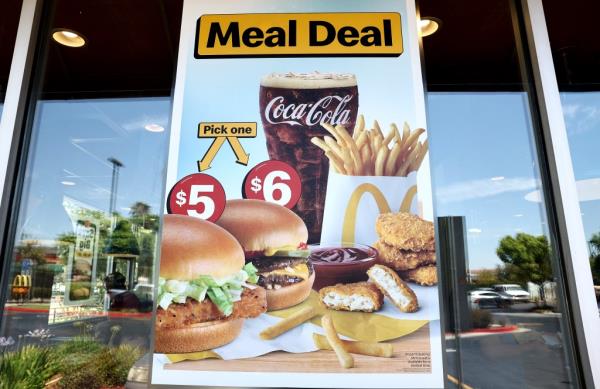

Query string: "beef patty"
[[250, 256, 314, 290]]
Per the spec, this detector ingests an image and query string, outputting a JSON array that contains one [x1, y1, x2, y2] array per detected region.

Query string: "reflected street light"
[[107, 157, 124, 217]]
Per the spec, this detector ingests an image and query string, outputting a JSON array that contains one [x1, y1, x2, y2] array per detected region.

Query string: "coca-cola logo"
[[264, 95, 353, 126]]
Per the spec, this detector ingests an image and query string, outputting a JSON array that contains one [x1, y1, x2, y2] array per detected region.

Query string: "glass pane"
[[0, 0, 181, 388], [0, 0, 23, 116], [420, 0, 579, 387], [544, 0, 600, 309]]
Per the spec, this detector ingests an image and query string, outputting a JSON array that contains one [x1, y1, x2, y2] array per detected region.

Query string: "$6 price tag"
[[243, 160, 301, 209], [167, 173, 226, 222]]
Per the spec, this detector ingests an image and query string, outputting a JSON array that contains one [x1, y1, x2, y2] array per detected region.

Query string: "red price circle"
[[167, 173, 226, 222], [242, 160, 301, 209]]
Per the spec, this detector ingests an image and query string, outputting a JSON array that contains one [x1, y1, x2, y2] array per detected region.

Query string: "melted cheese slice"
[[263, 245, 300, 256], [261, 263, 309, 280]]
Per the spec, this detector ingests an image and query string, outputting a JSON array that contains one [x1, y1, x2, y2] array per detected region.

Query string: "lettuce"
[[243, 262, 259, 284], [207, 287, 233, 316], [156, 262, 259, 315]]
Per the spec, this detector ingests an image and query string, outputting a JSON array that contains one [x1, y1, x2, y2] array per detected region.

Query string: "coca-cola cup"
[[259, 72, 359, 243]]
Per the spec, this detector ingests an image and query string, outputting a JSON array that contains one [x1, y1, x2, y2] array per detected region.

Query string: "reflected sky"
[[561, 92, 600, 248], [427, 93, 548, 269], [14, 98, 171, 241]]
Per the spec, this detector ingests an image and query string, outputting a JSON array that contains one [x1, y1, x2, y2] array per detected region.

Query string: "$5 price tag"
[[167, 173, 226, 222], [242, 160, 301, 209]]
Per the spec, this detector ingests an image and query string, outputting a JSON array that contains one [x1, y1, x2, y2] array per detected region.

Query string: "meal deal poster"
[[152, 0, 444, 387]]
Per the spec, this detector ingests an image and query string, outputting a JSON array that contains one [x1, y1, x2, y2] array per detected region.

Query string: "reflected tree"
[[105, 220, 140, 256], [496, 233, 553, 286], [16, 242, 46, 265], [129, 201, 158, 230], [127, 202, 159, 280]]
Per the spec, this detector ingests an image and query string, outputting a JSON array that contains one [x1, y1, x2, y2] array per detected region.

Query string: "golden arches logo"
[[12, 275, 31, 287], [342, 183, 417, 244]]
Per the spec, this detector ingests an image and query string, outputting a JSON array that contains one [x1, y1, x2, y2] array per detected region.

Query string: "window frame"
[[518, 0, 600, 386]]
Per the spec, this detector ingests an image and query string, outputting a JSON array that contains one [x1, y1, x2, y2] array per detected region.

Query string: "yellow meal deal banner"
[[156, 0, 443, 387], [195, 13, 403, 58]]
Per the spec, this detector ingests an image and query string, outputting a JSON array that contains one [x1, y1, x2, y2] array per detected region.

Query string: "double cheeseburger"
[[155, 215, 267, 354], [216, 199, 314, 311]]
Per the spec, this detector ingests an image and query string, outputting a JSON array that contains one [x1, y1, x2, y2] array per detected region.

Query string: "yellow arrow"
[[227, 137, 250, 165], [198, 137, 226, 171]]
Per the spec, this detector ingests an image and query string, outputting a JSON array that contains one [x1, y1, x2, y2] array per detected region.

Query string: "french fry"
[[322, 314, 354, 368], [401, 122, 410, 145], [353, 114, 365, 140], [311, 137, 330, 153], [401, 128, 425, 154], [336, 124, 362, 175], [360, 147, 372, 175], [356, 130, 368, 150], [409, 140, 429, 173], [260, 306, 319, 340], [326, 151, 346, 174], [314, 117, 428, 176], [324, 136, 345, 162], [383, 125, 398, 147], [374, 146, 389, 176], [373, 120, 383, 139], [312, 334, 393, 358], [373, 135, 382, 153], [396, 142, 421, 176], [385, 143, 402, 176], [322, 123, 342, 143]]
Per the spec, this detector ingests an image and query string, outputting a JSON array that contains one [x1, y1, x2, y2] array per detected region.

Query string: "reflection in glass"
[[428, 93, 576, 388], [560, 92, 600, 308], [0, 98, 170, 387]]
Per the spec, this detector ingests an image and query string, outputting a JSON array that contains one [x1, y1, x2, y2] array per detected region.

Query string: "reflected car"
[[493, 284, 531, 303], [468, 290, 506, 309]]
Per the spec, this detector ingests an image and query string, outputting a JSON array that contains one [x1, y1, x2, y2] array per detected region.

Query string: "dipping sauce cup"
[[308, 243, 378, 291]]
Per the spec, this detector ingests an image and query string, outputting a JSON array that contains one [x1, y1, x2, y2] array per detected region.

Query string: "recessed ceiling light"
[[419, 17, 441, 37], [491, 176, 505, 181], [144, 123, 165, 133], [61, 180, 76, 186], [52, 29, 86, 48]]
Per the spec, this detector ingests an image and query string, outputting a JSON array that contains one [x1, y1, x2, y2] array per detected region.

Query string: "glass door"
[[0, 1, 182, 388], [420, 0, 582, 387]]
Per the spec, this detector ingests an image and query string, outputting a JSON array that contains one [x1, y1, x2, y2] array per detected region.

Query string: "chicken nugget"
[[367, 264, 418, 313], [399, 265, 438, 286], [374, 240, 436, 271], [319, 282, 384, 312], [375, 212, 435, 251]]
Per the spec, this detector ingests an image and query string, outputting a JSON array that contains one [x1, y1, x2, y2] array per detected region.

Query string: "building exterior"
[[0, 0, 599, 388]]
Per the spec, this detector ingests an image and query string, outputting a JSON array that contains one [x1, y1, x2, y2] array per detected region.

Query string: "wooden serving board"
[[165, 323, 431, 374]]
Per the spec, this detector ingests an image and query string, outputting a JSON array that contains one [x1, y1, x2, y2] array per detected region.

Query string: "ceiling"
[[0, 0, 22, 98], [0, 0, 599, 99]]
